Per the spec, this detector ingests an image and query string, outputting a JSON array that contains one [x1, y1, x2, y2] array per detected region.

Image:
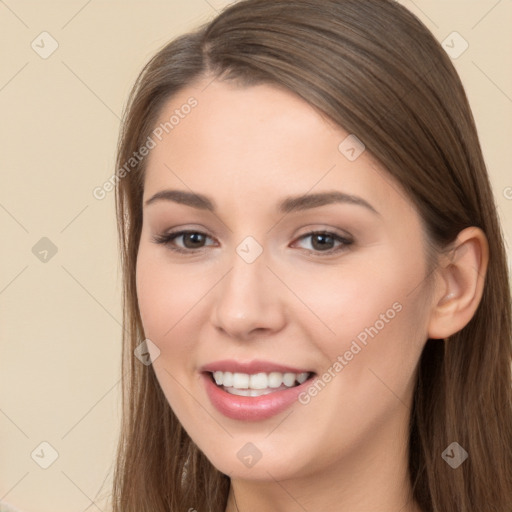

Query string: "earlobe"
[[427, 227, 489, 340]]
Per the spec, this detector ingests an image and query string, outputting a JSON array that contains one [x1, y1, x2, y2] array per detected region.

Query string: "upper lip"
[[200, 359, 314, 375]]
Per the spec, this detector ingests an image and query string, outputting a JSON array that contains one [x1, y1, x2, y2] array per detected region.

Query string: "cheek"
[[135, 246, 206, 357], [284, 248, 428, 394], [285, 254, 422, 345], [295, 274, 426, 450], [135, 247, 206, 417]]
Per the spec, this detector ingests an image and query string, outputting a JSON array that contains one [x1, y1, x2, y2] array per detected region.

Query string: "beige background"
[[0, 1, 511, 511]]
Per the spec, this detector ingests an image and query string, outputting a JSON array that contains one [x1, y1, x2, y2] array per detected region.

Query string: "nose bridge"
[[211, 237, 284, 336], [220, 240, 268, 313]]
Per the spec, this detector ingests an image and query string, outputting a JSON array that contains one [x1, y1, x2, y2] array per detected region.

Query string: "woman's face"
[[136, 77, 434, 481]]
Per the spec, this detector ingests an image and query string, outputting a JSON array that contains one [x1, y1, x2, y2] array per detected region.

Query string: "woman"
[[112, 0, 512, 510]]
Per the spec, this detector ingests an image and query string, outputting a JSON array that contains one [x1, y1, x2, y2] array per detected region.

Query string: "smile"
[[210, 370, 311, 397], [201, 365, 317, 421]]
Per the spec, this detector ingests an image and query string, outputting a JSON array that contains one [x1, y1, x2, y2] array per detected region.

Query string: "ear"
[[427, 227, 489, 340]]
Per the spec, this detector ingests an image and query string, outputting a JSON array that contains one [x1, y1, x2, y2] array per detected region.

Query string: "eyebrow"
[[144, 189, 379, 215]]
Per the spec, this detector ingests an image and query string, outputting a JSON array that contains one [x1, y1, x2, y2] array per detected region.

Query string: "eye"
[[152, 230, 216, 253], [292, 231, 353, 255], [152, 229, 353, 256]]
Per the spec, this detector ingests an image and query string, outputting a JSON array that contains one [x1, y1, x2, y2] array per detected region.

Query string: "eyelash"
[[151, 229, 354, 256]]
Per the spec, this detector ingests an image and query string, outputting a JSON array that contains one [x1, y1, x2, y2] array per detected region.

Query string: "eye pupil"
[[184, 232, 205, 248], [312, 233, 334, 251]]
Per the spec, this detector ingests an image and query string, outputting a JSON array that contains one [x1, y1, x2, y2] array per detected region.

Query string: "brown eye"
[[180, 232, 207, 249], [293, 231, 353, 255], [152, 230, 216, 253], [310, 233, 336, 251]]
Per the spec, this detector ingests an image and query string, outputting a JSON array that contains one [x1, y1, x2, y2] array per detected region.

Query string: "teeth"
[[223, 371, 233, 387], [296, 372, 308, 384], [268, 372, 283, 388], [225, 387, 277, 397], [249, 372, 268, 389], [282, 372, 296, 387], [211, 370, 311, 390], [233, 373, 250, 389]]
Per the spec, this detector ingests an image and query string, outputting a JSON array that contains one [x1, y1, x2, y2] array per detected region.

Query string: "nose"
[[210, 248, 287, 340]]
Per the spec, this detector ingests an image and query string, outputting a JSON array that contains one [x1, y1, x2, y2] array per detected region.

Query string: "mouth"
[[206, 370, 316, 397], [200, 360, 318, 420]]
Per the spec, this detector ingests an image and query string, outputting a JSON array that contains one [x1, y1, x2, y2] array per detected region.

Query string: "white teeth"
[[225, 387, 277, 397], [223, 371, 233, 387], [210, 370, 311, 390], [297, 372, 308, 384], [268, 372, 283, 388], [282, 372, 296, 387], [233, 373, 250, 388], [249, 372, 268, 389]]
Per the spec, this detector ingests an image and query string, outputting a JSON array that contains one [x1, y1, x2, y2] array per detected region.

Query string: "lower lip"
[[202, 372, 314, 421]]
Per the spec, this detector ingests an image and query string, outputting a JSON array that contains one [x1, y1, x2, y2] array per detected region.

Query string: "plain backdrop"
[[0, 1, 511, 511]]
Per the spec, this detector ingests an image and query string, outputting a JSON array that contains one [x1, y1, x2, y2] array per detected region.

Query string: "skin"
[[135, 77, 488, 512]]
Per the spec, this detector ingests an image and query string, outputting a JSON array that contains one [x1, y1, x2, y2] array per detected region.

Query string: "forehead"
[[150, 78, 343, 162], [143, 78, 415, 222]]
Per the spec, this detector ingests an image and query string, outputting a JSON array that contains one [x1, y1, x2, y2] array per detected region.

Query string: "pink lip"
[[200, 359, 312, 374], [200, 360, 316, 421]]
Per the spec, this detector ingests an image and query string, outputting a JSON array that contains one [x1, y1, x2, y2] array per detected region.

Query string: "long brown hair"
[[112, 1, 512, 510]]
